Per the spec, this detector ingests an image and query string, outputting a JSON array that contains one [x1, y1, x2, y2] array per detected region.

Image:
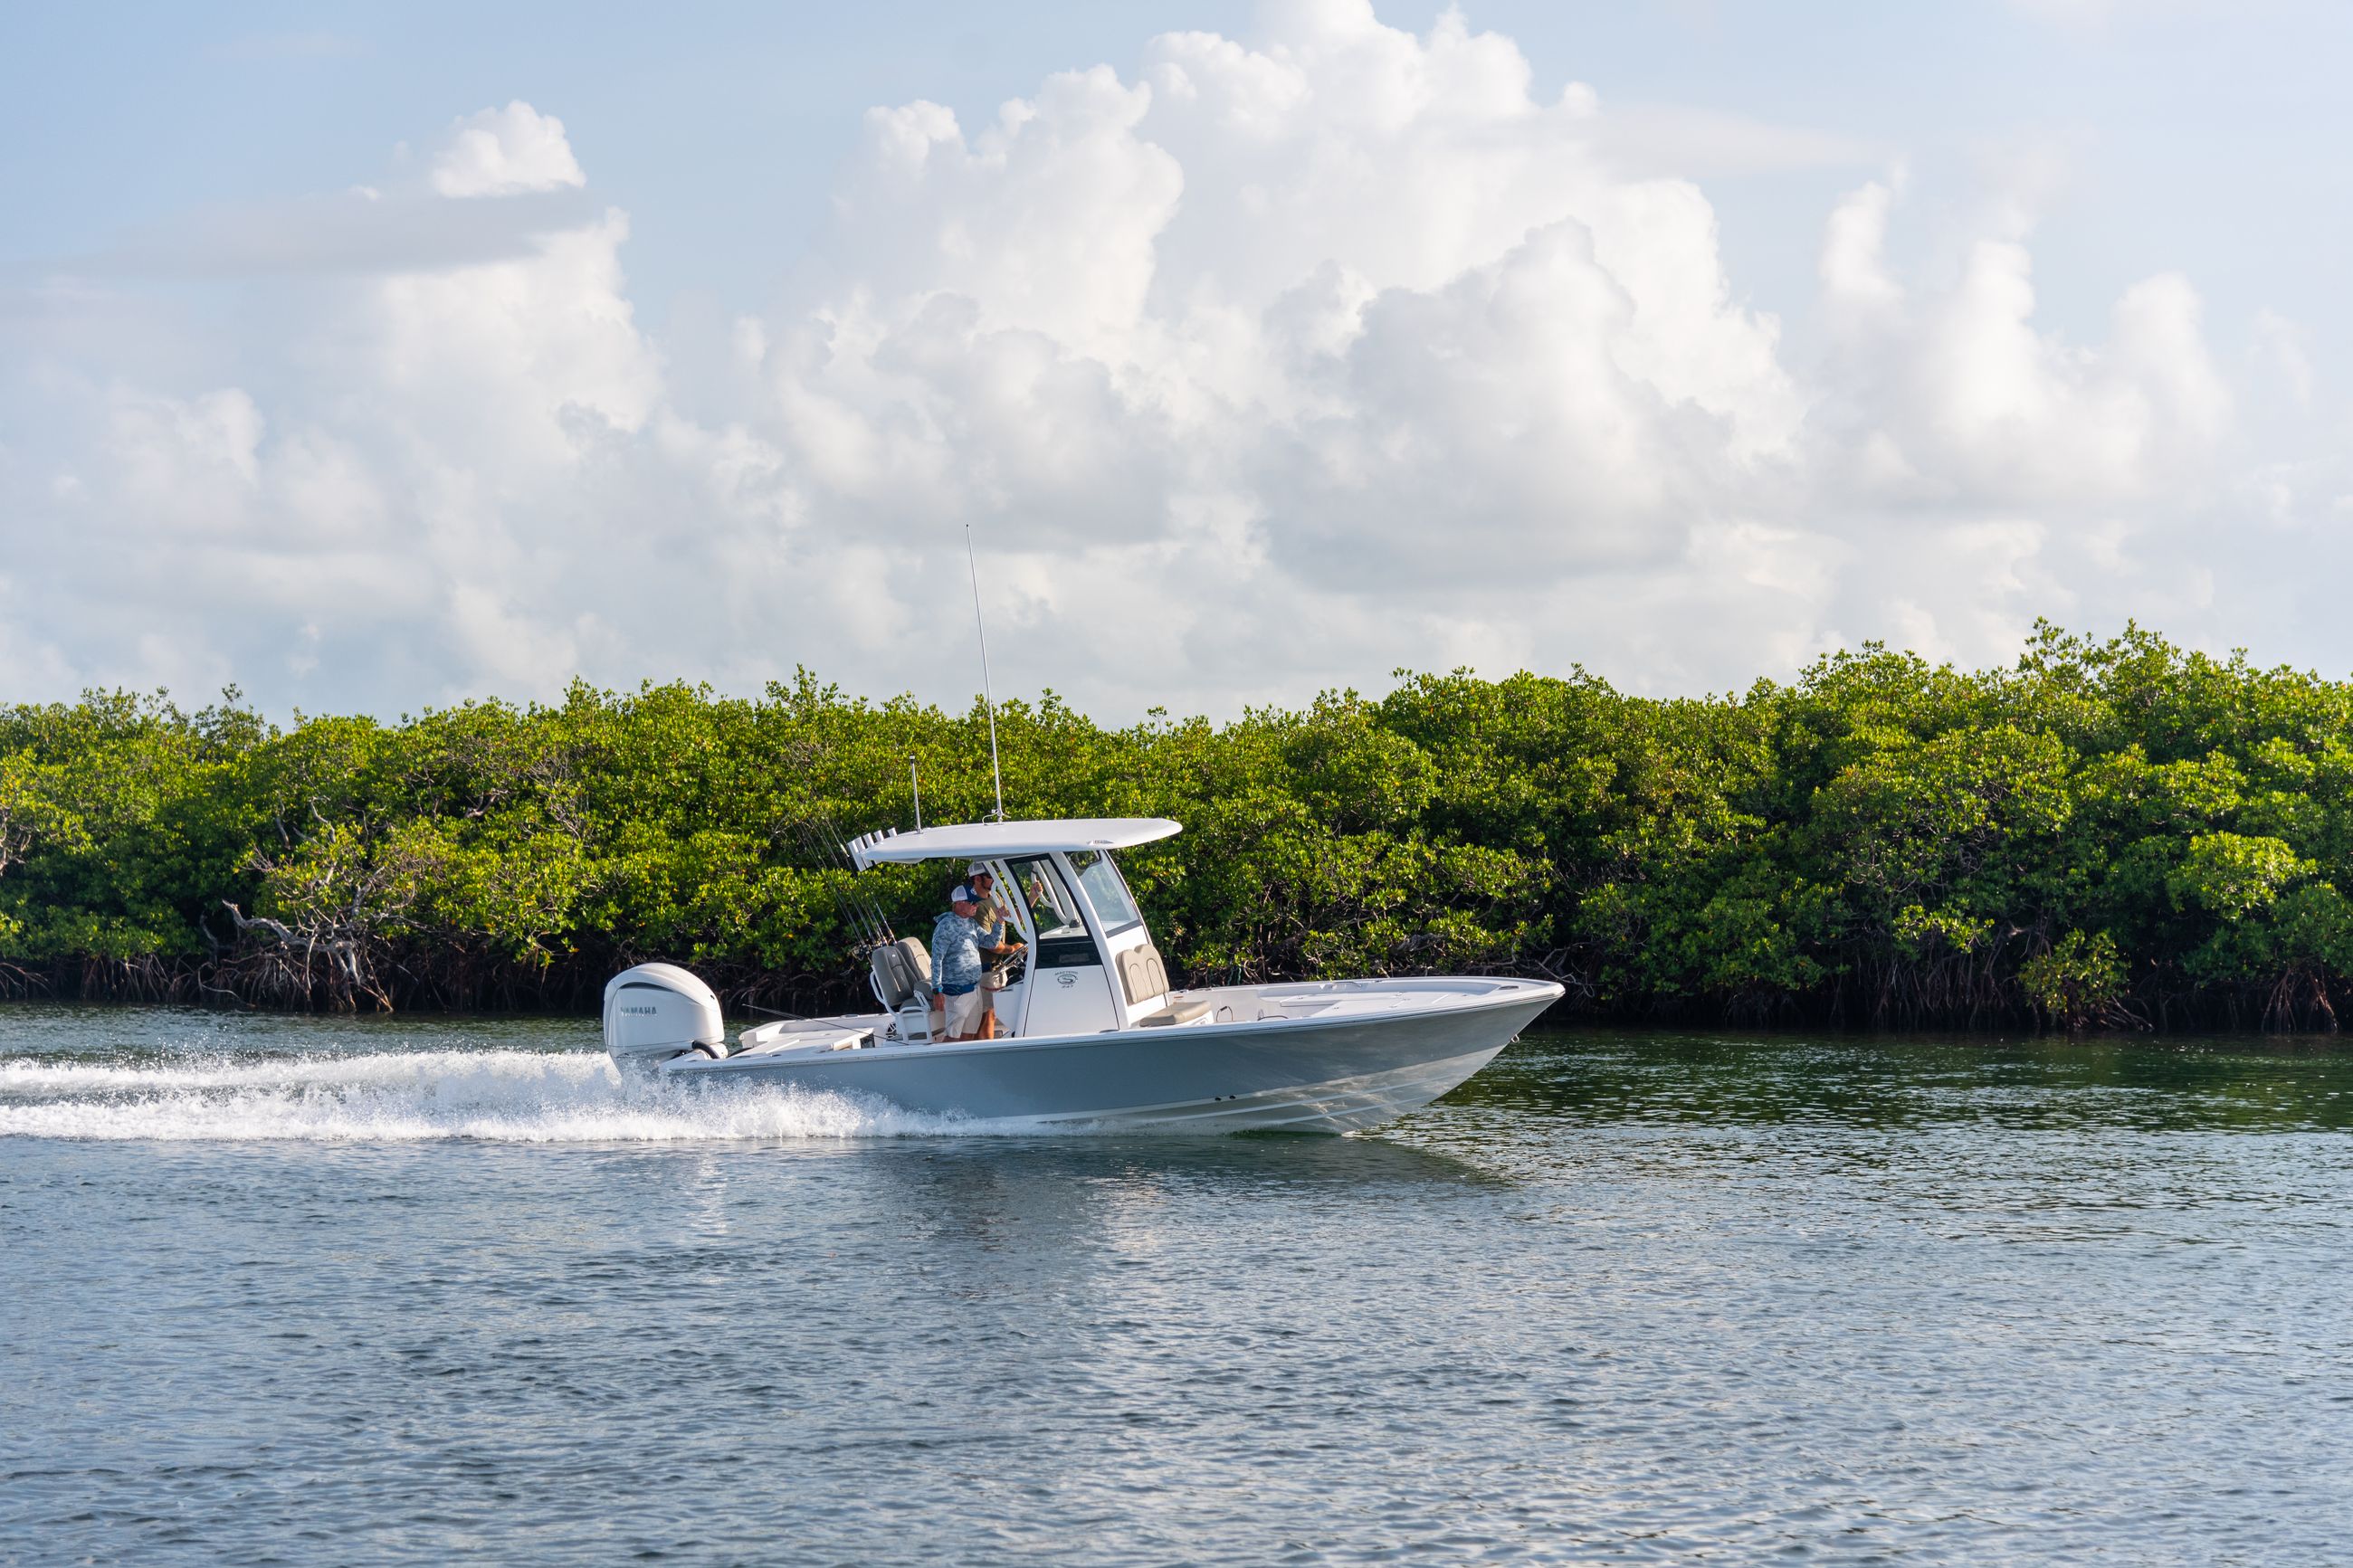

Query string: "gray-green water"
[[4, 1008, 2348, 1563]]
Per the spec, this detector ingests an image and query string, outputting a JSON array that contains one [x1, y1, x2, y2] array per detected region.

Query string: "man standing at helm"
[[962, 862, 1021, 1039], [929, 871, 1019, 1041]]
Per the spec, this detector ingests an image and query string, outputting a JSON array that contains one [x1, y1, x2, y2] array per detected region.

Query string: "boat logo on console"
[[1055, 972, 1076, 987]]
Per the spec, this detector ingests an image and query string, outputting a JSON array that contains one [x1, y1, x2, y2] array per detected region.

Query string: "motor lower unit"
[[603, 963, 726, 1068]]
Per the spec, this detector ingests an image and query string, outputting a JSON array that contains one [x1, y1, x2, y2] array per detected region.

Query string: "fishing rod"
[[814, 809, 897, 942], [792, 814, 896, 949]]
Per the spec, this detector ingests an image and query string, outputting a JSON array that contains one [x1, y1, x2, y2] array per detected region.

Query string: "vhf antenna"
[[910, 751, 923, 830], [966, 522, 1005, 822]]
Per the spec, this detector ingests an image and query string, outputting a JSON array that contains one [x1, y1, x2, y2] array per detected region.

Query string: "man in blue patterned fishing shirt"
[[930, 878, 1019, 1041], [961, 864, 1019, 1038]]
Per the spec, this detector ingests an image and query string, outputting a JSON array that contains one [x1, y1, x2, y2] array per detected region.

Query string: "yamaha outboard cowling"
[[603, 963, 726, 1069]]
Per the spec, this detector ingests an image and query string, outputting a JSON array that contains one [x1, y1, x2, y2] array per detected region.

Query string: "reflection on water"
[[2, 1009, 2348, 1564]]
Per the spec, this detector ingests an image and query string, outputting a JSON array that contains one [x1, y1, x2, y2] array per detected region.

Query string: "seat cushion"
[[1117, 945, 1172, 1005], [1134, 996, 1215, 1028]]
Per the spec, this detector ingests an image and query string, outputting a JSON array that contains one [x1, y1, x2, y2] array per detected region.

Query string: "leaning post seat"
[[869, 937, 931, 1008], [871, 936, 938, 1042]]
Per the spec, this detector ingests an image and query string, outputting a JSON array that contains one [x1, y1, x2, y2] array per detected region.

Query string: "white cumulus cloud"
[[431, 102, 587, 198]]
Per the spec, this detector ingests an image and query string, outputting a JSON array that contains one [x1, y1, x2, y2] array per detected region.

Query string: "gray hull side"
[[675, 990, 1553, 1132]]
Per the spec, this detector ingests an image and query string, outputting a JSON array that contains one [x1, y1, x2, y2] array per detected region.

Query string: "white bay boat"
[[602, 816, 1560, 1133]]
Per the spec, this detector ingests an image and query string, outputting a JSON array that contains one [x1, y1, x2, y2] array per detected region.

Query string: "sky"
[[4, 0, 2350, 719]]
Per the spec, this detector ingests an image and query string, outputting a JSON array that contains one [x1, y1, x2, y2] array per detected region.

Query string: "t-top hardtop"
[[845, 816, 1182, 869]]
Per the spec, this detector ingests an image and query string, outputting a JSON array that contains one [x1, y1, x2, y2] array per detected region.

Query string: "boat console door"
[[996, 852, 1116, 1038]]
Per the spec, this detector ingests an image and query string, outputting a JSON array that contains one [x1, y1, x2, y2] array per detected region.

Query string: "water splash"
[[0, 1048, 994, 1143]]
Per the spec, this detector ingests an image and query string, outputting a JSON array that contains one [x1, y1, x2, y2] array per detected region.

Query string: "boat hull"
[[662, 979, 1559, 1133]]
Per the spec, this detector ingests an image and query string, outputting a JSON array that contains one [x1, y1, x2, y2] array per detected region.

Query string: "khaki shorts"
[[940, 987, 986, 1037]]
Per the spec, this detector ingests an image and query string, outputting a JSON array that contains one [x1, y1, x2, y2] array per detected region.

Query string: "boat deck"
[[703, 976, 1553, 1064]]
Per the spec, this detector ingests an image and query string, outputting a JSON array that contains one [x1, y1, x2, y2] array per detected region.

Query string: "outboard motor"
[[603, 963, 726, 1069]]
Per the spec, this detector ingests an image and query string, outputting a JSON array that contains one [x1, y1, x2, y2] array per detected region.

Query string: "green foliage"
[[5, 622, 2353, 1028], [2168, 832, 2308, 919], [2019, 930, 2128, 1031]]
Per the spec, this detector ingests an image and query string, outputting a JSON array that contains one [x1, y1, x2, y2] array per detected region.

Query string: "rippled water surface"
[[5, 1006, 2350, 1564]]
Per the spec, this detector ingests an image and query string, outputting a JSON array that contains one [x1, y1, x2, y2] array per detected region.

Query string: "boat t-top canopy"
[[847, 817, 1182, 870]]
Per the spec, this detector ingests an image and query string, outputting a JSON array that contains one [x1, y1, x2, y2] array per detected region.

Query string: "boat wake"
[[0, 1048, 1008, 1144]]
